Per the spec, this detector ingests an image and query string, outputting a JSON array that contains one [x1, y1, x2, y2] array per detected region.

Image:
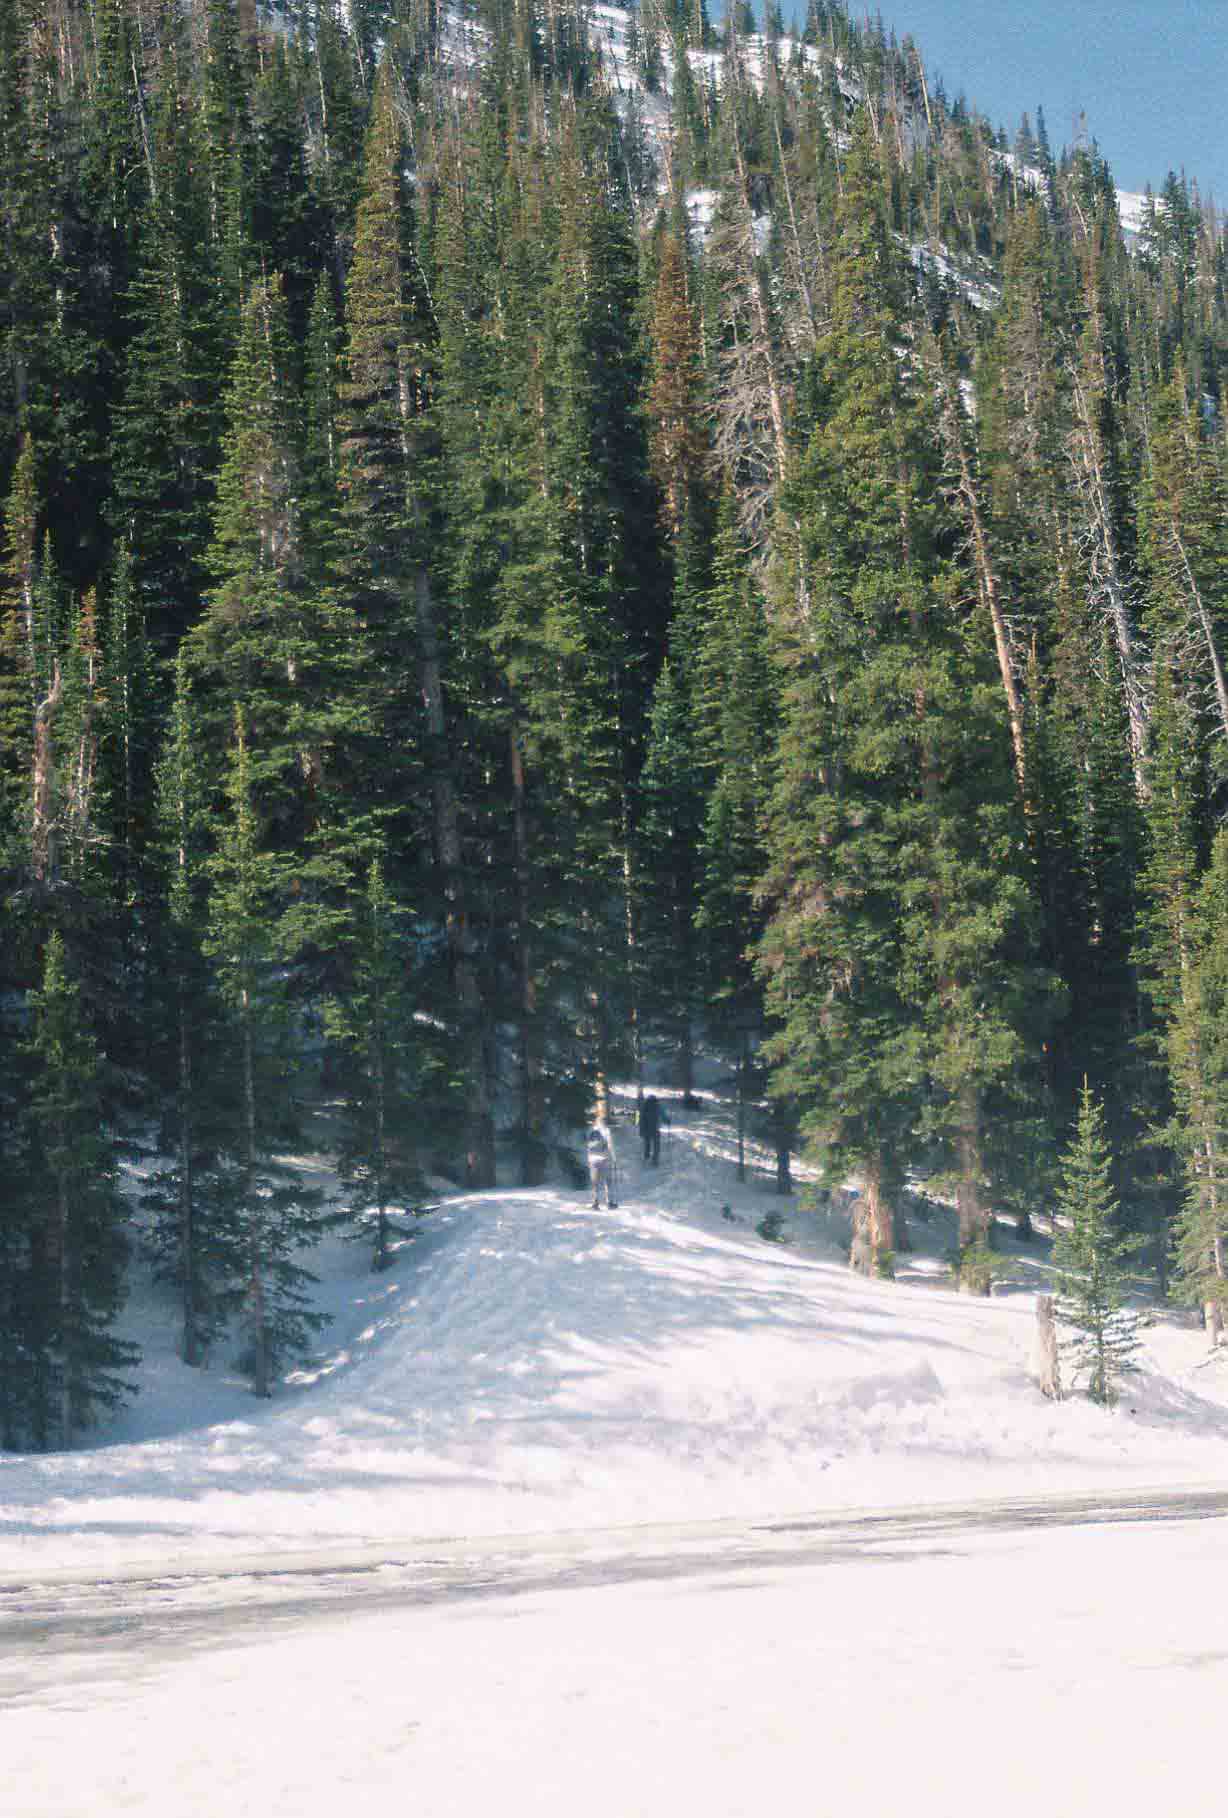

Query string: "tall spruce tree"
[[203, 710, 327, 1397], [1052, 1082, 1145, 1403], [340, 63, 495, 1187], [1167, 830, 1228, 1343], [111, 43, 224, 652], [325, 857, 444, 1269], [15, 933, 139, 1448], [141, 653, 234, 1367], [760, 119, 1054, 1277]]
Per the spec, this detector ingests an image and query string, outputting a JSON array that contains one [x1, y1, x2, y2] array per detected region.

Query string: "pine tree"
[[694, 494, 773, 1051], [325, 858, 442, 1270], [0, 0, 55, 480], [1052, 1081, 1145, 1404], [190, 272, 356, 821], [18, 933, 139, 1448], [0, 934, 40, 1448], [758, 122, 921, 1269], [0, 434, 41, 838], [249, 43, 325, 341], [1139, 367, 1228, 748], [647, 224, 708, 542], [141, 653, 232, 1367], [111, 47, 224, 652], [760, 118, 1055, 1276], [636, 639, 705, 1092], [1167, 830, 1228, 1343], [340, 63, 495, 1187], [204, 709, 328, 1396]]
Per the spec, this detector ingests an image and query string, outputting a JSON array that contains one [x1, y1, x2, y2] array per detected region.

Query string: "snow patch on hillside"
[[1118, 189, 1151, 237]]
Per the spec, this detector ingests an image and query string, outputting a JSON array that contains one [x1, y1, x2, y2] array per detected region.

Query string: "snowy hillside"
[[4, 1088, 1228, 1579]]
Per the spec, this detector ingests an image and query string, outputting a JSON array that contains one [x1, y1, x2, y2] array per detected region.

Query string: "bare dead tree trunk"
[[1168, 518, 1228, 742], [931, 350, 1030, 803], [67, 598, 100, 855], [1067, 358, 1149, 795], [771, 109, 817, 350], [1035, 1295, 1061, 1398], [708, 117, 791, 544], [32, 660, 63, 884]]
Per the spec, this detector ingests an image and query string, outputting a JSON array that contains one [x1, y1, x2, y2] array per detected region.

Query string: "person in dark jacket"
[[638, 1093, 664, 1165]]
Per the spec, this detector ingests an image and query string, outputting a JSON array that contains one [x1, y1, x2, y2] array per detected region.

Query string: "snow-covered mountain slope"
[[3, 1090, 1228, 1577]]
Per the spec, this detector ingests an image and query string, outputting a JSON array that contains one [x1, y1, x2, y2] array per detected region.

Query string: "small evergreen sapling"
[[1052, 1084, 1145, 1406]]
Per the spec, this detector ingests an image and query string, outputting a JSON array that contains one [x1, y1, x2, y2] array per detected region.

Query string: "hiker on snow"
[[586, 1118, 617, 1209], [638, 1093, 665, 1166]]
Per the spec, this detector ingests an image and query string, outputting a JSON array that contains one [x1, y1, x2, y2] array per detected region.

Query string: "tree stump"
[[1035, 1294, 1061, 1399]]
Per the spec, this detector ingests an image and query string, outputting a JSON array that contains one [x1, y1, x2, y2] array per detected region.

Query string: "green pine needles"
[[1052, 1084, 1145, 1406]]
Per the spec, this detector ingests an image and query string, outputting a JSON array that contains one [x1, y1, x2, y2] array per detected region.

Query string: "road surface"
[[4, 1481, 1227, 1705]]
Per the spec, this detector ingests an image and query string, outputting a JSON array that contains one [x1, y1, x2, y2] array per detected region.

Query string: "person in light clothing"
[[585, 1119, 617, 1208]]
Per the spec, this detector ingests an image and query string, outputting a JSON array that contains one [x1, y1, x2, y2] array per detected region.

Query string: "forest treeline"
[[2, 0, 1227, 1447]]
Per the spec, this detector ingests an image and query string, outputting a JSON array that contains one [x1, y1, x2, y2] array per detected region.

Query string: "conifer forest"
[[3, 0, 1228, 1448]]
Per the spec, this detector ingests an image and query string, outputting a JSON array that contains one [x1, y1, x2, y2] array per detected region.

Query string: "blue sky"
[[872, 1, 1226, 204]]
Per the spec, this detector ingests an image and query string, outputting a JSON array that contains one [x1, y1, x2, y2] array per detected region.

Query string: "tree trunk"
[[241, 985, 270, 1399], [956, 1088, 988, 1247], [56, 1169, 72, 1446], [1034, 1295, 1061, 1398], [851, 1150, 895, 1275], [622, 832, 644, 1113], [177, 985, 200, 1367], [510, 724, 545, 1187], [1170, 519, 1228, 742], [373, 1027, 390, 1272], [31, 661, 63, 884], [673, 1010, 695, 1097], [956, 1087, 992, 1293], [1068, 359, 1149, 796], [932, 351, 1029, 803]]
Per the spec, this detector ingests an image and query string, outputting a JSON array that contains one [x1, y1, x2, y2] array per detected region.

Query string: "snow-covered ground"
[[9, 1513, 1226, 1818], [3, 1088, 1227, 1579], [6, 1088, 1228, 1814]]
